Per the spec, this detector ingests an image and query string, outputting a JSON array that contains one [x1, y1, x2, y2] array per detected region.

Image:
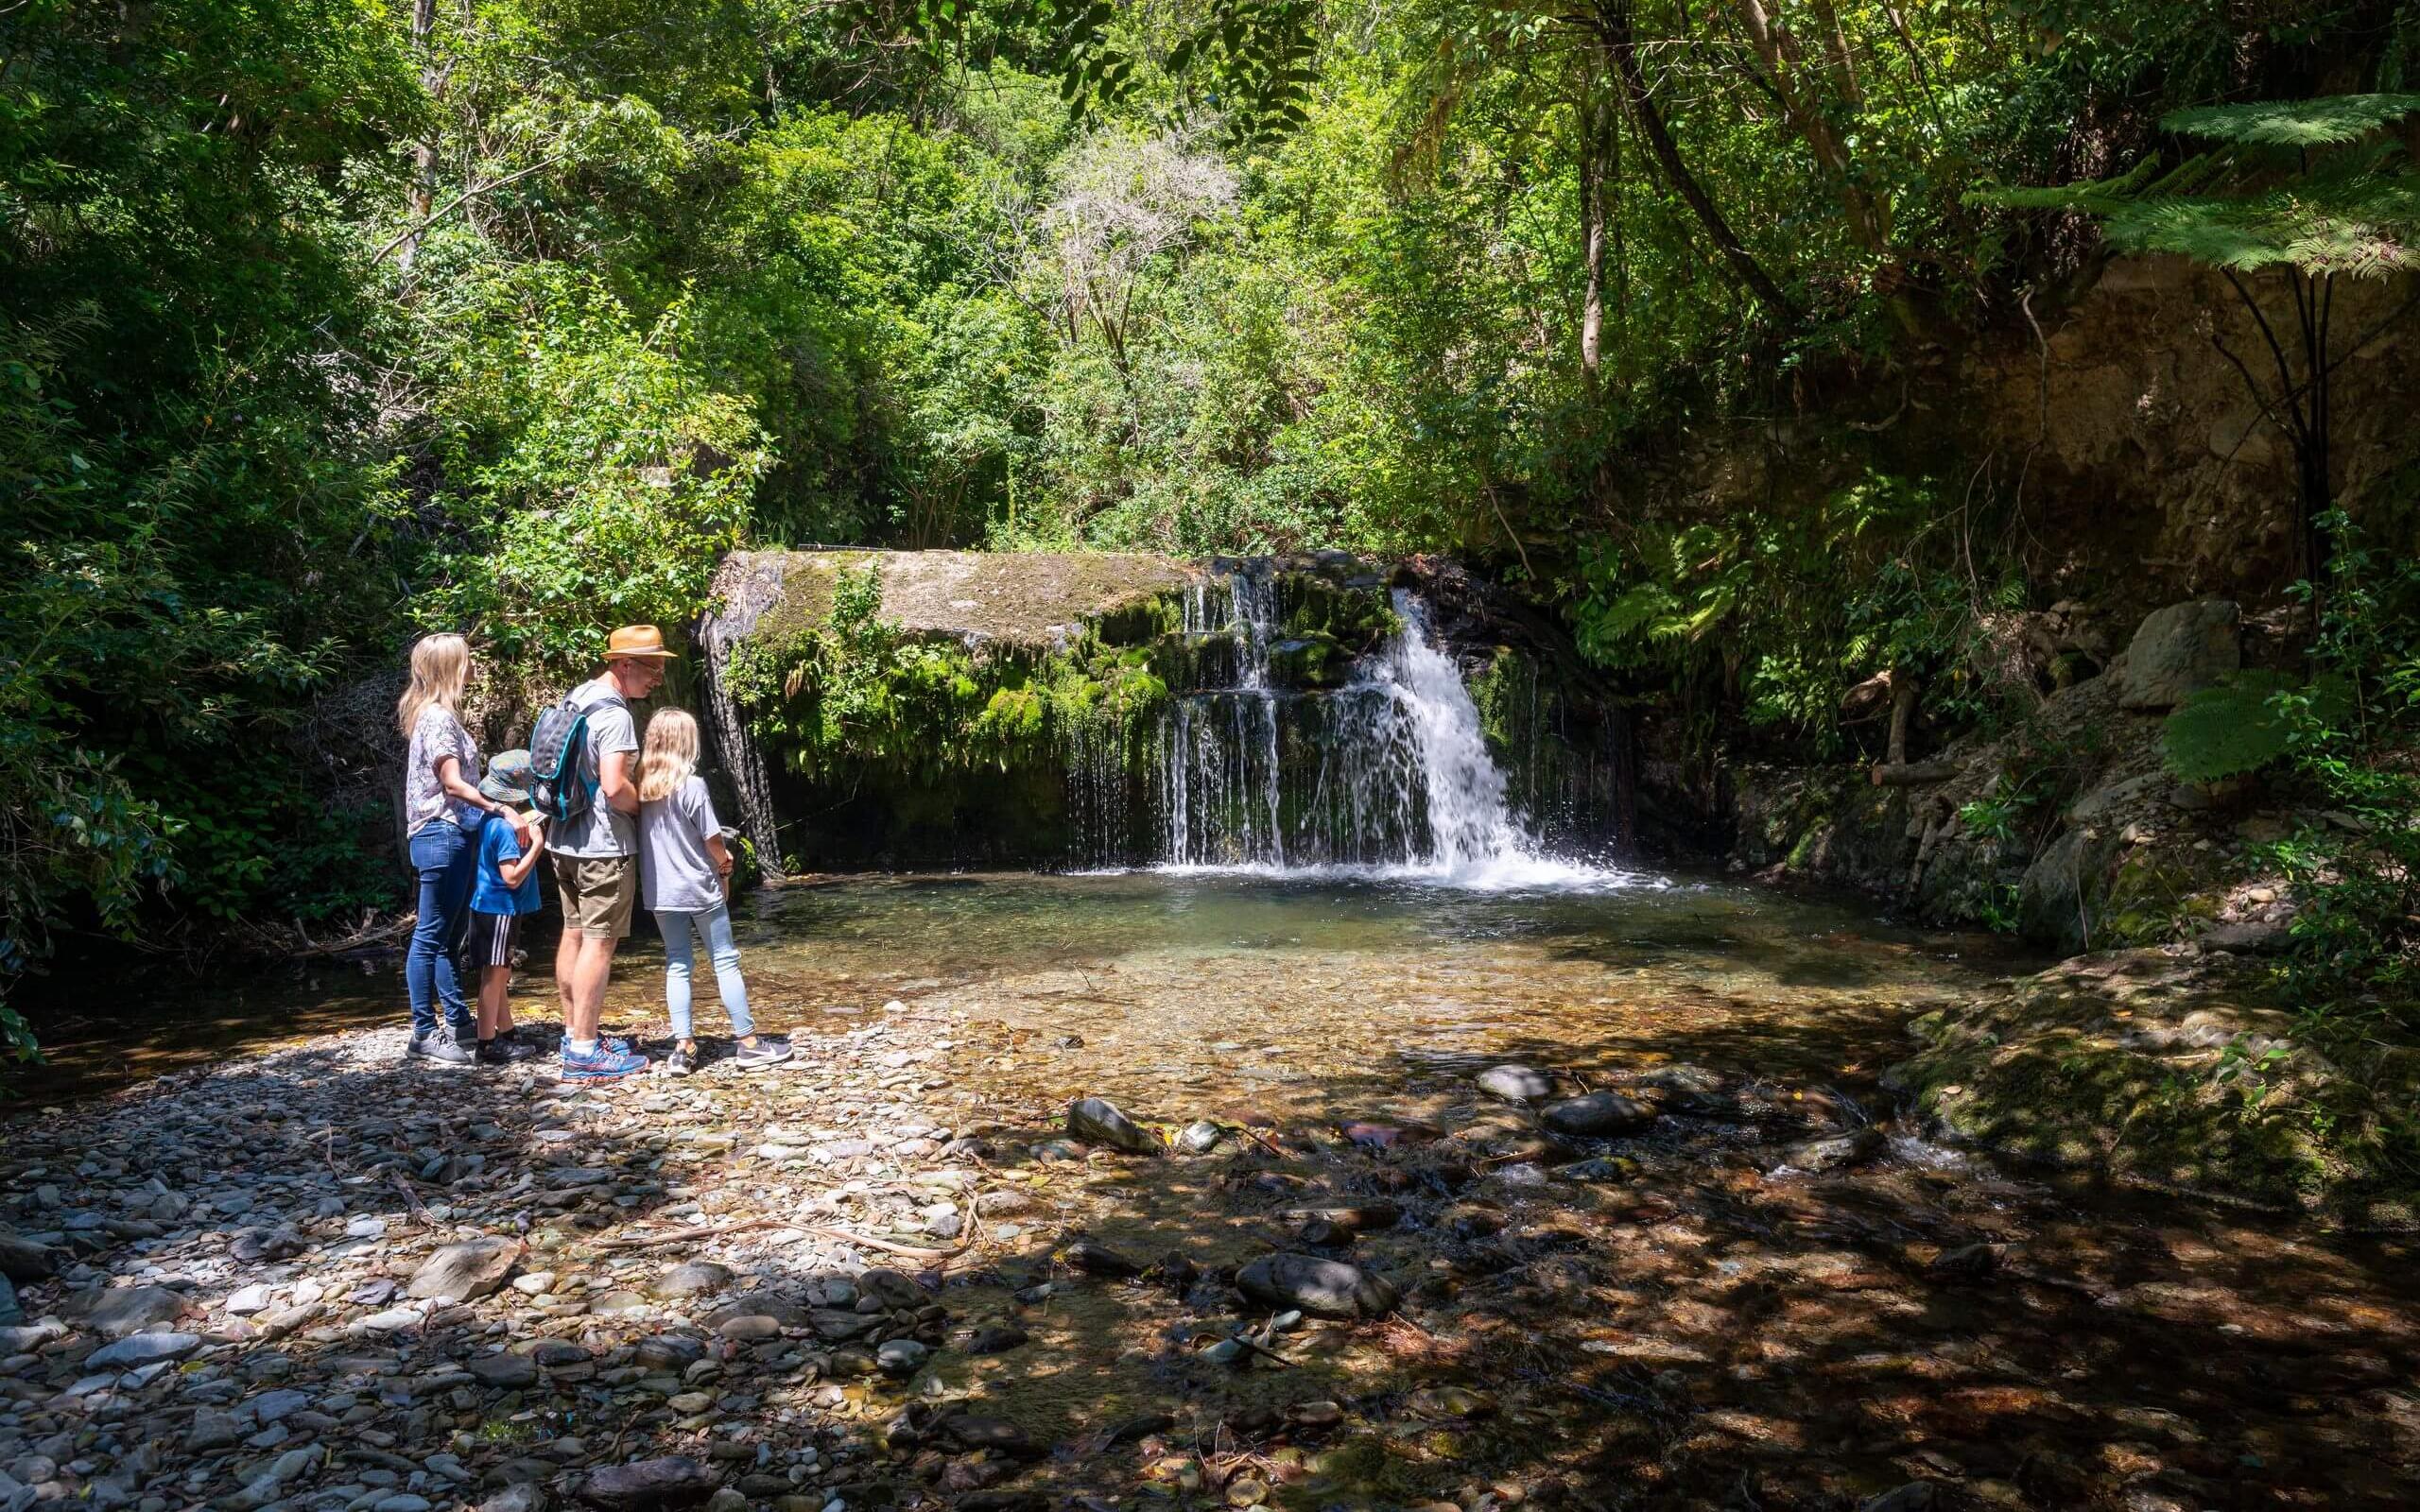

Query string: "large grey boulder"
[[2113, 600, 2238, 709], [406, 1237, 521, 1303], [0, 1232, 57, 1283], [2017, 826, 2122, 955], [1236, 1252, 1398, 1319]]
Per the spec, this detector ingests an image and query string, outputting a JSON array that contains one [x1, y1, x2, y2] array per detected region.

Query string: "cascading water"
[[1139, 573, 1618, 886]]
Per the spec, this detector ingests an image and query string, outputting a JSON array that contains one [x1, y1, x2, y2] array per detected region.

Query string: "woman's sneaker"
[[561, 1041, 648, 1081], [406, 1033, 475, 1067], [735, 1037, 794, 1070], [664, 1045, 697, 1076]]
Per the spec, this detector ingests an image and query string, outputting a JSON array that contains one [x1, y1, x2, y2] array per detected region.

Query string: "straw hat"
[[606, 625, 677, 661]]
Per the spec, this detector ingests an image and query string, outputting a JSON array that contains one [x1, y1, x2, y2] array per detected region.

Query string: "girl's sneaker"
[[664, 1044, 697, 1076], [561, 1041, 648, 1081], [735, 1037, 795, 1070]]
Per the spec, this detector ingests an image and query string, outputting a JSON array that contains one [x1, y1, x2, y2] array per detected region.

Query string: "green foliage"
[[1573, 472, 2026, 753], [2163, 672, 2302, 783], [724, 564, 1170, 782], [2258, 514, 2420, 1011]]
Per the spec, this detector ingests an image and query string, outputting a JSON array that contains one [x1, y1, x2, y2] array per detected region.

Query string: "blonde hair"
[[397, 633, 470, 736], [638, 707, 700, 802]]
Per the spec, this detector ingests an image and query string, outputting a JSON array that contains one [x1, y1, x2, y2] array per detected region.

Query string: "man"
[[548, 625, 673, 1080]]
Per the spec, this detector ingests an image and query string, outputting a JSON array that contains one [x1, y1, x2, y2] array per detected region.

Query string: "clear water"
[[20, 871, 2420, 1507]]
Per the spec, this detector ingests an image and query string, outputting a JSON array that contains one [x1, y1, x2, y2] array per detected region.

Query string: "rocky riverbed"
[[8, 874, 2419, 1511]]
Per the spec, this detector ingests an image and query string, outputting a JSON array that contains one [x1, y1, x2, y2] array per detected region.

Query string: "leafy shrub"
[[2161, 671, 2352, 783]]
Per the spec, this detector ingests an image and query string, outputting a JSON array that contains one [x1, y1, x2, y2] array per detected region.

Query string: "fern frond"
[[2162, 94, 2420, 148]]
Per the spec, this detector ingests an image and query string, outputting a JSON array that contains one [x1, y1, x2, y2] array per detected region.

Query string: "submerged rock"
[[1779, 1126, 1887, 1174], [1067, 1096, 1157, 1154], [1236, 1252, 1398, 1319], [1476, 1064, 1553, 1103], [1539, 1091, 1654, 1137], [1061, 1238, 1146, 1277]]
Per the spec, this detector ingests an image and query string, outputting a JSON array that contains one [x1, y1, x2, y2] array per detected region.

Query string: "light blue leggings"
[[657, 903, 752, 1040]]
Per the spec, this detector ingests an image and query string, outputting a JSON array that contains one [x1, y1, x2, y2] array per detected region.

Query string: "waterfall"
[[1140, 576, 1615, 886]]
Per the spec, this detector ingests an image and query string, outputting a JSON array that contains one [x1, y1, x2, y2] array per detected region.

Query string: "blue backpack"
[[527, 685, 625, 825]]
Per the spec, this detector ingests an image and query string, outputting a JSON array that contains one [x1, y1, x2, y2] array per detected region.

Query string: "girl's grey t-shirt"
[[640, 776, 725, 912]]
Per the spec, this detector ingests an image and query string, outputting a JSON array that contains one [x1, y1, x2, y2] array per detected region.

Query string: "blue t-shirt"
[[469, 814, 543, 916]]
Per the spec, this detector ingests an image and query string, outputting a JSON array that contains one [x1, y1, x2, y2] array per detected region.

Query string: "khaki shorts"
[[551, 853, 636, 939]]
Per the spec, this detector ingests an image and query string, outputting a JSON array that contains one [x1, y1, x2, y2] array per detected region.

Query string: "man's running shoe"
[[561, 1041, 648, 1081]]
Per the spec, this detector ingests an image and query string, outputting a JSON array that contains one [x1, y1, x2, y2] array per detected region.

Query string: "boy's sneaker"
[[735, 1038, 795, 1071], [663, 1044, 697, 1076], [406, 1034, 475, 1067], [561, 1041, 648, 1082], [476, 1036, 539, 1066]]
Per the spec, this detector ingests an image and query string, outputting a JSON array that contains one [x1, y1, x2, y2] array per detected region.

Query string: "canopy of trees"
[[5, 0, 2417, 1040]]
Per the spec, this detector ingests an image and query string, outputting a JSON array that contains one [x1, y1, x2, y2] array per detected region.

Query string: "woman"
[[398, 633, 513, 1066]]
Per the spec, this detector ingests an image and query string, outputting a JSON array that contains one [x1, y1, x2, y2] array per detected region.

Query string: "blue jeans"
[[406, 820, 478, 1041], [658, 903, 752, 1040]]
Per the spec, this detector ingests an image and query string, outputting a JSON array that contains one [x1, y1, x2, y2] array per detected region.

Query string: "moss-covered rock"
[[1885, 949, 2420, 1219]]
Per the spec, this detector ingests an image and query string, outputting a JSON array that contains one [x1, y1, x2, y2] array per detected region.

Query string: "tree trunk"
[[1597, 1, 1800, 322], [1727, 0, 1891, 252], [399, 0, 441, 274], [1577, 77, 1612, 386], [1887, 668, 1917, 766]]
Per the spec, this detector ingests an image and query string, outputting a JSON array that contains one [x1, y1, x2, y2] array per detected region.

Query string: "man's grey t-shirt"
[[640, 775, 725, 913], [553, 677, 639, 859]]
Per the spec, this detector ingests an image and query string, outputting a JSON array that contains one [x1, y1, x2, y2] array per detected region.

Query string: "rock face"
[[1538, 1092, 1654, 1138], [1236, 1253, 1398, 1319], [407, 1237, 520, 1303], [1066, 1096, 1156, 1154], [2112, 599, 2238, 709], [579, 1457, 716, 1512]]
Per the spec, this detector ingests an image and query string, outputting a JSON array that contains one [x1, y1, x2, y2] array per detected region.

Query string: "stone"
[[649, 1263, 735, 1299], [0, 1234, 57, 1283], [2201, 918, 2291, 954], [1538, 1092, 1654, 1138], [965, 1324, 1028, 1355], [481, 1486, 548, 1512], [407, 1237, 520, 1303], [938, 1416, 1038, 1457], [1060, 1238, 1144, 1278], [185, 1409, 246, 1452], [705, 1492, 747, 1512], [225, 1284, 273, 1316], [1476, 1065, 1552, 1103], [1405, 1386, 1496, 1419], [875, 1338, 928, 1377], [1066, 1096, 1156, 1154], [716, 1315, 782, 1342], [84, 1331, 200, 1368], [468, 1352, 540, 1390], [2113, 599, 2238, 709], [250, 1387, 311, 1422], [1858, 1485, 1937, 1512], [512, 1272, 558, 1297], [972, 1189, 1034, 1218], [375, 1497, 435, 1512], [579, 1457, 717, 1512], [1279, 1204, 1401, 1233], [857, 1268, 924, 1310], [1779, 1127, 1887, 1175], [78, 1286, 186, 1339], [591, 1291, 650, 1318], [0, 1275, 16, 1328], [1176, 1120, 1225, 1153], [1236, 1253, 1397, 1319]]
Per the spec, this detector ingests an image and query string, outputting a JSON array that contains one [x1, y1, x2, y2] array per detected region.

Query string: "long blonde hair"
[[398, 633, 470, 736], [638, 707, 700, 802]]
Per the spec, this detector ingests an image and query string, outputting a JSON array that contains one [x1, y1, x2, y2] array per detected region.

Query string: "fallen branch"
[[591, 1217, 785, 1251]]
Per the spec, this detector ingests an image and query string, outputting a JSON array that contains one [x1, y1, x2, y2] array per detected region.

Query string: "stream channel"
[[13, 867, 2420, 1509]]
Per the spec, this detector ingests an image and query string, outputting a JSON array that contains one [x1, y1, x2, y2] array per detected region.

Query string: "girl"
[[636, 709, 791, 1074], [397, 633, 513, 1066]]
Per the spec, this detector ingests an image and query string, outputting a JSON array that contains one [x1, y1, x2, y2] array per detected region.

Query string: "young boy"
[[464, 749, 547, 1066]]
